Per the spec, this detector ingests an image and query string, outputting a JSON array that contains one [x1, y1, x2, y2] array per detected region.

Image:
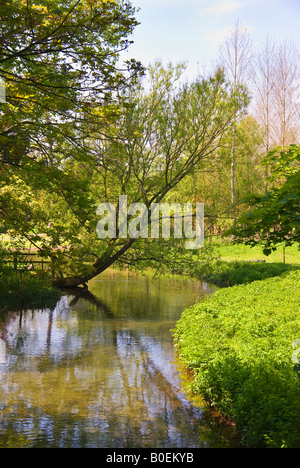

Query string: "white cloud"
[[204, 26, 233, 48], [204, 23, 253, 49], [198, 0, 242, 15]]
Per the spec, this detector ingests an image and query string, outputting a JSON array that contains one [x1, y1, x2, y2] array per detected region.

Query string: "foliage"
[[1, 57, 249, 286], [113, 236, 219, 279], [229, 145, 300, 254], [0, 266, 62, 311], [172, 115, 265, 235], [173, 270, 300, 447], [0, 0, 143, 164]]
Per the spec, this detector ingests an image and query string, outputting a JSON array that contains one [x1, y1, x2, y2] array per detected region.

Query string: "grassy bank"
[[201, 260, 298, 287], [0, 267, 62, 312], [194, 240, 300, 287], [173, 270, 300, 448], [212, 240, 300, 265]]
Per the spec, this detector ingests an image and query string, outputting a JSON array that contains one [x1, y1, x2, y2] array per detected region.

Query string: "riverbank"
[[173, 268, 300, 448], [200, 260, 298, 287], [0, 267, 62, 312]]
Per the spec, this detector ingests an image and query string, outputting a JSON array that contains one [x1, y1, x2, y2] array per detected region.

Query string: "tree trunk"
[[52, 238, 136, 289], [52, 275, 91, 288], [231, 124, 236, 219]]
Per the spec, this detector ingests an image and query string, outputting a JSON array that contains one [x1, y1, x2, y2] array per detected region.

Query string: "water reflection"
[[0, 271, 239, 448]]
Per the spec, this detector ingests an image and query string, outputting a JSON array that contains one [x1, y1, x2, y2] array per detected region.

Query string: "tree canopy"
[[0, 49, 248, 286], [0, 0, 143, 167]]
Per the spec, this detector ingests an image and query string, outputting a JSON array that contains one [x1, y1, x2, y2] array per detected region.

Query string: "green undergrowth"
[[0, 267, 62, 312], [173, 270, 300, 448]]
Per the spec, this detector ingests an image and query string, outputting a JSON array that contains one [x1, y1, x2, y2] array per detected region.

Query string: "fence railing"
[[1, 251, 51, 271]]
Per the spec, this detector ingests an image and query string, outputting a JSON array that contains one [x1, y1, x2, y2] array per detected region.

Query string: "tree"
[[273, 40, 300, 147], [0, 0, 142, 282], [229, 145, 300, 255], [252, 38, 300, 151], [218, 19, 252, 217], [1, 62, 248, 288], [0, 0, 143, 168], [252, 36, 277, 191], [172, 115, 265, 237]]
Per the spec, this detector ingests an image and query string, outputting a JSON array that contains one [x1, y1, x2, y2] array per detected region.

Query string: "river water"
[[0, 270, 239, 448]]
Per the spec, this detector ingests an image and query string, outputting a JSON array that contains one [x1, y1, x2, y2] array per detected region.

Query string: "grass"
[[200, 260, 298, 287], [213, 240, 300, 265], [193, 240, 300, 287], [173, 269, 300, 447]]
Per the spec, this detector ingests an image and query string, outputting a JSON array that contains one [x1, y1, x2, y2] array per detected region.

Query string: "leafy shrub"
[[173, 270, 300, 447]]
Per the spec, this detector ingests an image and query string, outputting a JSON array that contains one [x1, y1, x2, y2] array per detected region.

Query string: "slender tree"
[[273, 39, 300, 147], [252, 36, 277, 192], [52, 64, 248, 287], [218, 20, 252, 218]]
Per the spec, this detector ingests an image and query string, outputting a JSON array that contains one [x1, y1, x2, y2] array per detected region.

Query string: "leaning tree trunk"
[[52, 238, 136, 289]]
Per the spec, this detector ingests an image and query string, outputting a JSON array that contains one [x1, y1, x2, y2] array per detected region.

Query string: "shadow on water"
[[0, 271, 242, 448]]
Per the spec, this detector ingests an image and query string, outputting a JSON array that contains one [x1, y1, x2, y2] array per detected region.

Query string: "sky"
[[122, 0, 300, 82]]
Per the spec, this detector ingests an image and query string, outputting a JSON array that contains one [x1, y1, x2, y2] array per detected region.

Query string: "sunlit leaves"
[[0, 0, 143, 165]]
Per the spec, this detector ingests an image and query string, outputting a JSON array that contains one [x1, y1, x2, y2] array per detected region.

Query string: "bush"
[[173, 270, 300, 447]]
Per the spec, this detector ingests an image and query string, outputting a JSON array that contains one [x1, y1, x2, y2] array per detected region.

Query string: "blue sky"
[[123, 0, 300, 81]]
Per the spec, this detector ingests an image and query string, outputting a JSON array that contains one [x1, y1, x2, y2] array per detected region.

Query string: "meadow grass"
[[213, 239, 300, 264]]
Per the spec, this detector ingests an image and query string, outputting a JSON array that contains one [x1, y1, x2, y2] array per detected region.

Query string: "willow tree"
[[2, 63, 247, 288], [0, 0, 142, 279], [0, 3, 248, 288]]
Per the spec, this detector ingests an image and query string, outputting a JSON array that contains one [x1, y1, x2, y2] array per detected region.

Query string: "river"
[[0, 270, 239, 448]]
